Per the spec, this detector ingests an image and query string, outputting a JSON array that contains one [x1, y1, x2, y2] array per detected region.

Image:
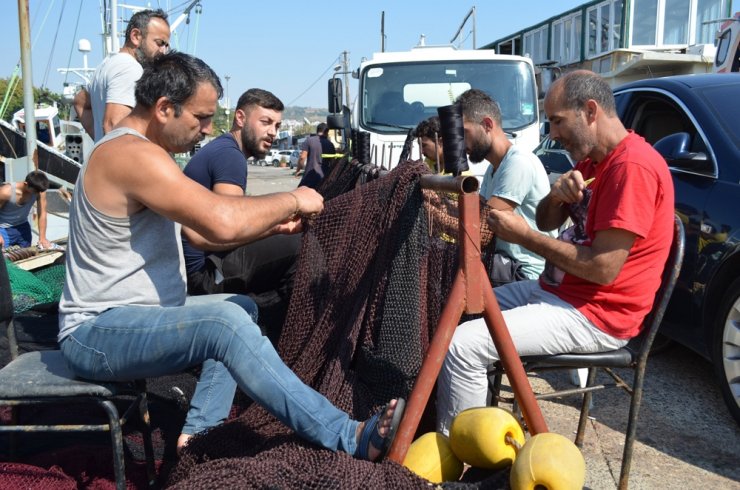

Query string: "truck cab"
[[334, 45, 540, 180], [714, 12, 740, 73]]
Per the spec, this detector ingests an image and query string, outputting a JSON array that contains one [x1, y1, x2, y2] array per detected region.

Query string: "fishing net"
[[4, 259, 66, 314], [166, 159, 502, 488]]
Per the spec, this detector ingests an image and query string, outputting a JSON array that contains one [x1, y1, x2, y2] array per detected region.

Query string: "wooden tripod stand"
[[387, 174, 548, 464]]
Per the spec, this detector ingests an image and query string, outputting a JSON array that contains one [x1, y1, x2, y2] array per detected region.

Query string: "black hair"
[[455, 88, 502, 127], [316, 122, 328, 135], [135, 51, 223, 116], [558, 70, 616, 115], [414, 116, 441, 139], [235, 88, 284, 114], [25, 171, 49, 193], [124, 8, 169, 45]]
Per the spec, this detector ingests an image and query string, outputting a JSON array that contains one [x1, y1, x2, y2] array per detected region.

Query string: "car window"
[[623, 92, 714, 175], [533, 136, 574, 184], [698, 84, 740, 153]]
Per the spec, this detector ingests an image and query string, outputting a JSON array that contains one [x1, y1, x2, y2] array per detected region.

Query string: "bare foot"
[[176, 433, 193, 456], [355, 398, 402, 461]]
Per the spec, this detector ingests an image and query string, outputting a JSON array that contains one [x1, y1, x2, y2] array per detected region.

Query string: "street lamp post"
[[224, 75, 231, 120]]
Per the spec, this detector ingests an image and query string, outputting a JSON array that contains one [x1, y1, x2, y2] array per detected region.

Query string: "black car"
[[537, 74, 740, 424]]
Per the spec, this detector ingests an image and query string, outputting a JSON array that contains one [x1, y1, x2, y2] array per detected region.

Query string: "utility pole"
[[342, 51, 351, 109], [450, 6, 477, 49]]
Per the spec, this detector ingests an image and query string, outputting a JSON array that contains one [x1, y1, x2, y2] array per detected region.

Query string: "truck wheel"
[[713, 277, 740, 425]]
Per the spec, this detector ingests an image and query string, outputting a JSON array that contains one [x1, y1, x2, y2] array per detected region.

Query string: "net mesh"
[[167, 160, 500, 488], [4, 259, 66, 314]]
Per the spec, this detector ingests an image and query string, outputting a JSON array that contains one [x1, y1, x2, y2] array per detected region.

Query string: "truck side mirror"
[[328, 78, 343, 114], [326, 114, 344, 129]]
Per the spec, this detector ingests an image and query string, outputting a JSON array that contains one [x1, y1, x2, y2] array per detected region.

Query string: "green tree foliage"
[[212, 104, 230, 135], [0, 77, 63, 122]]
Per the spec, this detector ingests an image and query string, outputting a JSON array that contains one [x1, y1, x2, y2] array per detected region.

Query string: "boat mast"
[[110, 0, 119, 53], [17, 0, 36, 177]]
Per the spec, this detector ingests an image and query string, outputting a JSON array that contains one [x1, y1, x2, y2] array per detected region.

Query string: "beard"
[[134, 47, 148, 64], [561, 118, 595, 162], [467, 134, 491, 164], [134, 46, 163, 64], [241, 126, 268, 159]]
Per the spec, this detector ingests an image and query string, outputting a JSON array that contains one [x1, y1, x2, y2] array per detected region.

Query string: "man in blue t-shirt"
[[182, 88, 300, 343]]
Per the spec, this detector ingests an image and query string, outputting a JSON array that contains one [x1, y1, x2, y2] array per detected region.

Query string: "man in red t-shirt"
[[436, 70, 675, 435]]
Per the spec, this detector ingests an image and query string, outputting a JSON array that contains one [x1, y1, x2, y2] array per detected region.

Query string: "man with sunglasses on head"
[[74, 9, 171, 142]]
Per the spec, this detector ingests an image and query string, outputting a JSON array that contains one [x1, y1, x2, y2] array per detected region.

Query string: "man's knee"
[[447, 320, 498, 368], [223, 294, 259, 322]]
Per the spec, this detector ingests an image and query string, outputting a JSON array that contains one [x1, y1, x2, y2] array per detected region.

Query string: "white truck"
[[329, 45, 540, 180], [714, 12, 740, 73]]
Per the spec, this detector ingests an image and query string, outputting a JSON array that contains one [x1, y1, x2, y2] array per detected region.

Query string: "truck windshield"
[[360, 59, 537, 133]]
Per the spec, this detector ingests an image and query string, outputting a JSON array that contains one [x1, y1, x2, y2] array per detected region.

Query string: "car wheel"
[[272, 159, 279, 166], [713, 277, 740, 425]]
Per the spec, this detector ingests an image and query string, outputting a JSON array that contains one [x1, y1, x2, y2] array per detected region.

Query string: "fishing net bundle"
[[166, 159, 502, 489], [4, 258, 65, 314]]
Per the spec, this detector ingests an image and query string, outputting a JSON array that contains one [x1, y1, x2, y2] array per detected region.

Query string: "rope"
[[42, 0, 66, 88], [62, 0, 86, 87], [505, 433, 523, 452]]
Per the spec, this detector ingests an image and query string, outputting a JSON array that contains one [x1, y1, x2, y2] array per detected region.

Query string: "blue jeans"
[[60, 293, 360, 453], [0, 222, 32, 248]]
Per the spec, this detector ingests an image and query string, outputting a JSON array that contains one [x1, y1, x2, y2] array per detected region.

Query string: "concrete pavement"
[[247, 165, 740, 489]]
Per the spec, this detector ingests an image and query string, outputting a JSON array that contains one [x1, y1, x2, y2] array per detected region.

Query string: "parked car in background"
[[260, 149, 279, 166], [533, 134, 574, 185], [274, 150, 293, 167], [535, 74, 740, 424]]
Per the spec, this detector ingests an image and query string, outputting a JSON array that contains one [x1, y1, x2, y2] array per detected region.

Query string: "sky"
[[1, 0, 738, 110]]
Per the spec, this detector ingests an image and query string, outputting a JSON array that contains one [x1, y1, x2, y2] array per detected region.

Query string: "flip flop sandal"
[[356, 398, 406, 461]]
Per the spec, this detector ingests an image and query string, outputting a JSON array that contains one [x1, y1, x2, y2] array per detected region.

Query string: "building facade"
[[486, 0, 732, 87]]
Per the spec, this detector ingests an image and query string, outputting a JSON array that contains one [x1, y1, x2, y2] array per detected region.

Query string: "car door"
[[615, 87, 717, 350]]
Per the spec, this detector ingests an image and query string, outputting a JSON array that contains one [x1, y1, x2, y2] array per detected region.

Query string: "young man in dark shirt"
[[182, 88, 299, 343]]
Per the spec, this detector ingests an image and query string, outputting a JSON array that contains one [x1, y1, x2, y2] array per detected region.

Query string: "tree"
[[212, 104, 230, 135], [0, 77, 63, 122]]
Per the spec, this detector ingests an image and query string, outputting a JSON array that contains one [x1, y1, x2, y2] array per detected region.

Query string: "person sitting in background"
[[436, 70, 675, 435], [0, 171, 51, 249]]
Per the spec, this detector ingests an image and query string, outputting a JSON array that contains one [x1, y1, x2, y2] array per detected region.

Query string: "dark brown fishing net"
[[167, 160, 502, 489]]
